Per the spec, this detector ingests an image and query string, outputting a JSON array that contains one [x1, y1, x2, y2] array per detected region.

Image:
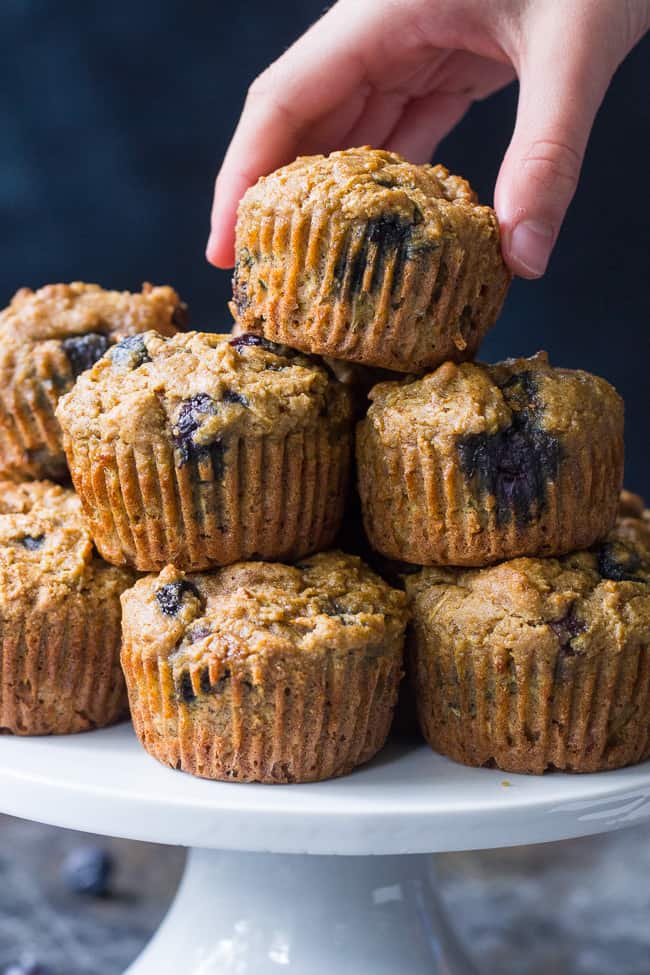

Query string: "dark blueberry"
[[61, 332, 111, 377], [61, 845, 113, 897], [171, 302, 190, 331], [110, 334, 151, 370], [498, 369, 539, 411], [322, 599, 354, 621], [155, 579, 201, 616], [457, 370, 561, 527], [221, 389, 249, 406], [229, 333, 286, 355], [174, 394, 220, 466], [550, 608, 586, 656], [178, 671, 196, 703], [335, 214, 414, 299], [199, 668, 213, 695], [597, 542, 646, 584], [18, 534, 45, 550]]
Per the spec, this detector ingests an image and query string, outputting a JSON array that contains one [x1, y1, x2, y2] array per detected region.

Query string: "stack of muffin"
[[1, 148, 648, 783]]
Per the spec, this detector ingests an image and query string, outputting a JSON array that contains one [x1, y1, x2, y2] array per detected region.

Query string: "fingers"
[[495, 19, 617, 278], [385, 54, 514, 162], [386, 90, 472, 163], [207, 3, 375, 268]]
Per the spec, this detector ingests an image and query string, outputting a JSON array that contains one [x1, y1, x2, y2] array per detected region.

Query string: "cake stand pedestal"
[[2, 724, 650, 974]]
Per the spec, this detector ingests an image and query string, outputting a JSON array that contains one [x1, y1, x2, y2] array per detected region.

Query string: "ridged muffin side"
[[56, 332, 354, 572], [406, 508, 650, 774], [232, 147, 511, 373], [0, 480, 134, 735], [0, 281, 184, 481], [357, 352, 624, 565], [121, 553, 408, 783]]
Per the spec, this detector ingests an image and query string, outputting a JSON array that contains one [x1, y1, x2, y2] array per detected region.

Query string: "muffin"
[[232, 147, 511, 373], [406, 510, 650, 774], [357, 352, 624, 565], [0, 480, 135, 735], [56, 331, 353, 571], [121, 552, 408, 783], [615, 490, 650, 550], [0, 281, 185, 481]]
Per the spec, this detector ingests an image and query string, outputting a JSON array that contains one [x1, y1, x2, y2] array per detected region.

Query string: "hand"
[[207, 0, 649, 278]]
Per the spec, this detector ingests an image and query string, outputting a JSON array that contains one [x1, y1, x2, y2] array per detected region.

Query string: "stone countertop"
[[1, 815, 649, 975]]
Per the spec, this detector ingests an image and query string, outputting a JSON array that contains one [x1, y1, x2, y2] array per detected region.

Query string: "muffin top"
[[0, 480, 133, 614], [406, 515, 650, 659], [56, 331, 353, 451], [240, 146, 476, 215], [122, 552, 409, 681], [0, 281, 184, 390], [366, 352, 622, 446], [0, 281, 184, 344], [238, 146, 493, 250]]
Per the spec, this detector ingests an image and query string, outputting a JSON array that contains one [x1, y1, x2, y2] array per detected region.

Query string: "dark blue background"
[[1, 1, 648, 491]]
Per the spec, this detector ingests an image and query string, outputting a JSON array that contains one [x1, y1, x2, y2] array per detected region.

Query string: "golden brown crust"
[[0, 479, 134, 735], [121, 552, 409, 783], [0, 282, 184, 481], [406, 524, 650, 774], [357, 352, 624, 565], [56, 332, 354, 571], [232, 147, 511, 372]]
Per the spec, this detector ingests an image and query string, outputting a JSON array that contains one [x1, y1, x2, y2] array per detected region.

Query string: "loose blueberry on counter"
[[2, 960, 54, 975], [156, 579, 201, 616], [61, 332, 111, 377], [110, 334, 151, 370], [17, 534, 45, 551], [61, 845, 113, 897]]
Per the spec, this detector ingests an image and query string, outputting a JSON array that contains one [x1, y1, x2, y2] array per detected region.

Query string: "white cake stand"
[[2, 724, 650, 974]]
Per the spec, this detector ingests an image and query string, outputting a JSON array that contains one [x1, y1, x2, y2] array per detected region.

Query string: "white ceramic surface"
[[2, 722, 650, 854]]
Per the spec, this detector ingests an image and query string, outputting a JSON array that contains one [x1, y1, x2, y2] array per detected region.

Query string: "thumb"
[[495, 23, 616, 278]]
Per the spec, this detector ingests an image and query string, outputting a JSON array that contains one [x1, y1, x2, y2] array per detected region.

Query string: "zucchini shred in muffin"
[[357, 352, 624, 566], [406, 501, 650, 775], [232, 147, 511, 373], [56, 331, 354, 571], [120, 552, 409, 783], [0, 479, 135, 735], [0, 281, 185, 481]]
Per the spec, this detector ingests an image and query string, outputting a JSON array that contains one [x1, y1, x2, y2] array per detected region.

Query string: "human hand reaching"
[[206, 0, 649, 278]]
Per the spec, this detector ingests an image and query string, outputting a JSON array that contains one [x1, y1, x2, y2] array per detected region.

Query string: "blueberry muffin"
[[0, 480, 135, 735], [121, 552, 408, 783], [615, 490, 650, 551], [406, 510, 650, 774], [232, 147, 511, 373], [56, 331, 353, 571], [357, 352, 624, 565], [0, 282, 185, 481]]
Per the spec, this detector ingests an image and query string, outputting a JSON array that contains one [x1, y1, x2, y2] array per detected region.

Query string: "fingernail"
[[509, 220, 554, 277]]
